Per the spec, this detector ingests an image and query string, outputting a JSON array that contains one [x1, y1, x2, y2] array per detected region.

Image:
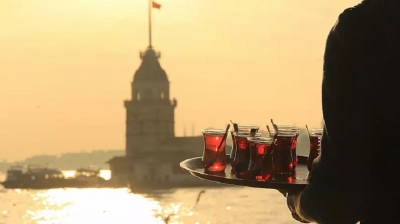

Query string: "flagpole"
[[148, 0, 152, 48]]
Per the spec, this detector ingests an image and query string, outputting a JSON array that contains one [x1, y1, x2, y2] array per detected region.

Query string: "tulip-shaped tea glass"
[[247, 137, 274, 180], [229, 131, 261, 174], [307, 128, 323, 171], [231, 132, 257, 175], [269, 126, 300, 168], [273, 131, 297, 179], [202, 129, 227, 172]]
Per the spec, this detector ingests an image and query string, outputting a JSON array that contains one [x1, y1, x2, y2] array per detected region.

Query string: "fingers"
[[277, 189, 288, 197]]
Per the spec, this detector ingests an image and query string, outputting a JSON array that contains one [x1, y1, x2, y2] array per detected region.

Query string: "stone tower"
[[124, 46, 177, 156]]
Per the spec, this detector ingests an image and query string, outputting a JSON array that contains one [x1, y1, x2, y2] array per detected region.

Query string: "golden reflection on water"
[[0, 169, 300, 224], [62, 170, 111, 180], [0, 171, 196, 224], [12, 188, 178, 224]]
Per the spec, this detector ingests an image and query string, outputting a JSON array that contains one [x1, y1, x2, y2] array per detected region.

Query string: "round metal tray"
[[180, 155, 309, 191]]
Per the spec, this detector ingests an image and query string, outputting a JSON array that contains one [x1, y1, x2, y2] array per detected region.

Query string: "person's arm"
[[290, 16, 374, 223]]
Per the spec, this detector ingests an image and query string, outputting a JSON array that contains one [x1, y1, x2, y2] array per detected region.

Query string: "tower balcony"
[[140, 51, 161, 59], [124, 100, 133, 109], [124, 99, 177, 107], [171, 98, 177, 108]]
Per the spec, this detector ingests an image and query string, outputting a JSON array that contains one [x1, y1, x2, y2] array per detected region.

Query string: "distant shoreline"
[[0, 150, 124, 172]]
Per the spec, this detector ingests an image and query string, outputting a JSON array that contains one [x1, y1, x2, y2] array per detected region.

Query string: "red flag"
[[152, 1, 161, 9]]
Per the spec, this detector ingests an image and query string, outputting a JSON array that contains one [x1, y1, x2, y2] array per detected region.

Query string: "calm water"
[[0, 171, 298, 224]]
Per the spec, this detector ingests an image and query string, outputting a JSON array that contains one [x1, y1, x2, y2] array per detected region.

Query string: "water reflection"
[[0, 171, 195, 224], [20, 188, 165, 224], [62, 170, 111, 180], [0, 188, 189, 224], [0, 184, 299, 224]]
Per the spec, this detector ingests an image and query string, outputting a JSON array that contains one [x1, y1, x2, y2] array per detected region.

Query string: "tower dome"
[[133, 47, 169, 83]]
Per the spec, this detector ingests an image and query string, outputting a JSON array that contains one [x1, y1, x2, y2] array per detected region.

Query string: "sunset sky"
[[0, 0, 360, 161]]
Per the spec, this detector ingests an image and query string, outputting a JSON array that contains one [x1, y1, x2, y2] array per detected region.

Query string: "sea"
[[0, 170, 300, 224]]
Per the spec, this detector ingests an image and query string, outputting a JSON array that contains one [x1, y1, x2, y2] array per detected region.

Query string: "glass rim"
[[309, 132, 323, 136], [247, 137, 273, 144], [275, 126, 299, 131], [236, 124, 260, 129], [276, 125, 299, 128], [277, 128, 300, 132], [275, 132, 297, 137], [309, 128, 323, 135], [269, 130, 298, 135], [202, 129, 226, 135], [234, 132, 262, 137]]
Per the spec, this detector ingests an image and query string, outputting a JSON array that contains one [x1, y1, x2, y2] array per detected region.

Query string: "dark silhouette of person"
[[282, 1, 400, 223]]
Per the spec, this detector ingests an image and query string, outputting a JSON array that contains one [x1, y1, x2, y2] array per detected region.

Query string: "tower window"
[[161, 91, 164, 99], [136, 92, 141, 101]]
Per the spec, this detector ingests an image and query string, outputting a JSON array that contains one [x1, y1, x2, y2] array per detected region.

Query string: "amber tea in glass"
[[247, 137, 274, 180], [229, 131, 261, 174], [307, 128, 323, 171], [231, 133, 254, 174], [273, 131, 297, 178], [202, 129, 227, 172], [269, 126, 299, 168]]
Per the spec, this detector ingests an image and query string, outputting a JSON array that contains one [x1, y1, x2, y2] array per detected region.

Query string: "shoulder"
[[335, 4, 369, 31], [332, 2, 375, 41]]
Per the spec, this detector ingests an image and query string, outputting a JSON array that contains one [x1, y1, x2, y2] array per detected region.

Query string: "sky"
[[0, 0, 361, 161]]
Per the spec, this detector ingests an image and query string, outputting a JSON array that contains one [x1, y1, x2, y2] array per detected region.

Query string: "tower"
[[124, 46, 177, 156]]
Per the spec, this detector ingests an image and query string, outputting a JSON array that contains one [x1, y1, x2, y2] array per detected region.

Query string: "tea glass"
[[231, 132, 258, 175], [247, 137, 274, 180], [229, 131, 261, 172], [307, 128, 323, 171], [273, 131, 297, 179], [269, 126, 299, 167], [202, 129, 227, 172]]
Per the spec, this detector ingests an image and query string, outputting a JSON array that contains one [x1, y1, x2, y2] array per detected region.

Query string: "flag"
[[152, 1, 161, 9]]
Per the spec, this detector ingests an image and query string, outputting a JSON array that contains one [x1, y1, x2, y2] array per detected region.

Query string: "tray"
[[180, 155, 309, 191]]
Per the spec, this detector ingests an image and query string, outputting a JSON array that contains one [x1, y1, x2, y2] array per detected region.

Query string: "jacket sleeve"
[[295, 16, 374, 224]]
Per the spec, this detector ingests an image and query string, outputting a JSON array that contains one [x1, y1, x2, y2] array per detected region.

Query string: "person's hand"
[[277, 172, 310, 197], [305, 172, 310, 181], [287, 191, 310, 223], [276, 188, 302, 198], [277, 189, 288, 197], [276, 189, 310, 223]]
